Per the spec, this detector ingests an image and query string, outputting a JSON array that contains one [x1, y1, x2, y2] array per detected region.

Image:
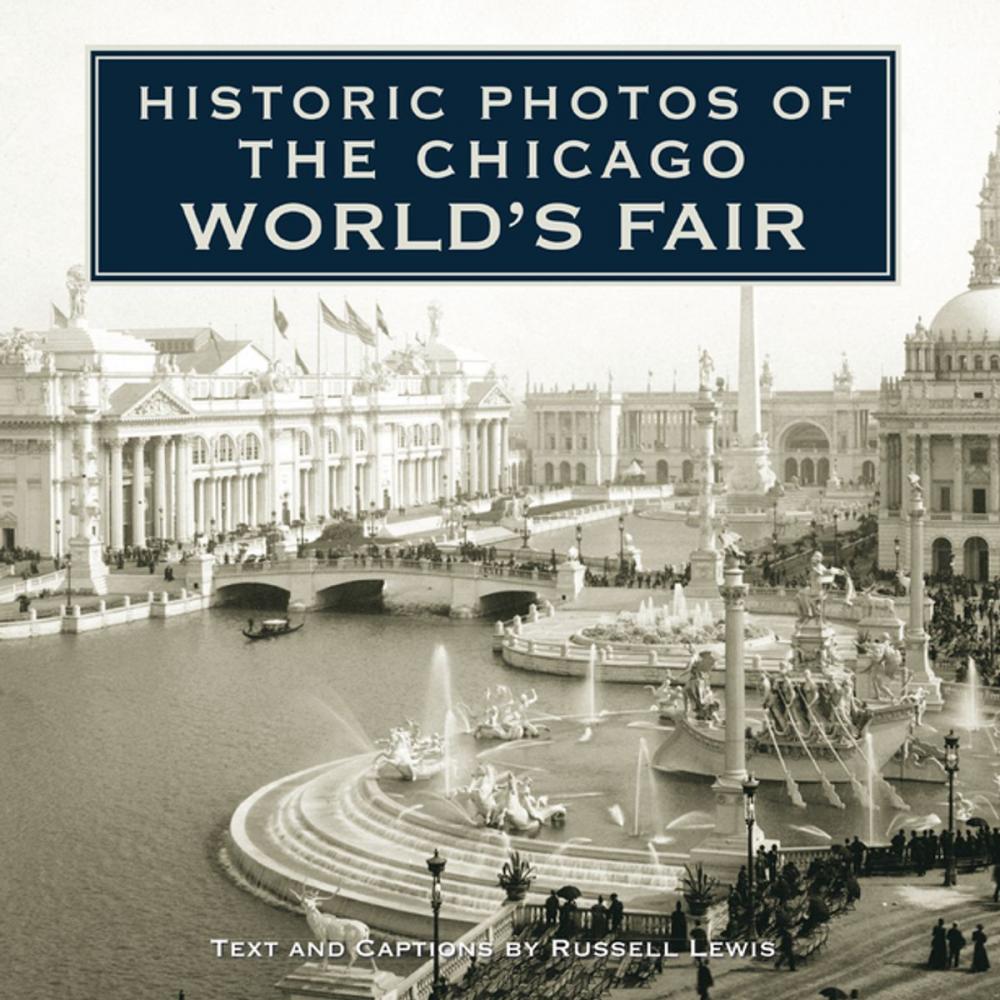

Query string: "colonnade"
[[465, 417, 508, 496]]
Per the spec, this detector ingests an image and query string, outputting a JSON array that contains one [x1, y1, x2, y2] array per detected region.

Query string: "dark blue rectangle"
[[90, 49, 896, 281]]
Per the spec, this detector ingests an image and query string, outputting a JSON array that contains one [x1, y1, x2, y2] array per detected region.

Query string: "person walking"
[[589, 895, 608, 938], [971, 924, 990, 972], [992, 861, 1000, 903], [696, 958, 713, 1000], [946, 923, 966, 968], [775, 926, 797, 971], [928, 918, 948, 970]]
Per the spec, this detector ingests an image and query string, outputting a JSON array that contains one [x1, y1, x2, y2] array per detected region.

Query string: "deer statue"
[[289, 885, 377, 972]]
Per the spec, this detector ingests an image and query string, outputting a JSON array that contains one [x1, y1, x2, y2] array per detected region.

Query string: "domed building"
[[877, 118, 1000, 580], [0, 287, 513, 561]]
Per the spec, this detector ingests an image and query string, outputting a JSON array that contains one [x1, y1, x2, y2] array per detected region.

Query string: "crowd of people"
[[584, 561, 691, 589], [927, 576, 1000, 684]]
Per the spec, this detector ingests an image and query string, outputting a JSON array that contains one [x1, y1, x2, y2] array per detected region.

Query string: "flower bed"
[[571, 616, 773, 652]]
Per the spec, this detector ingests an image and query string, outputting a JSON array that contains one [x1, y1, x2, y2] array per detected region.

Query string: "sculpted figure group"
[[757, 657, 870, 743], [455, 763, 567, 834], [463, 685, 549, 741], [373, 721, 445, 781]]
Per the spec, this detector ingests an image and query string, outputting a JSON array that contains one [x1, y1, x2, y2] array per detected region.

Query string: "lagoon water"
[[0, 606, 642, 1000], [2, 604, 992, 999]]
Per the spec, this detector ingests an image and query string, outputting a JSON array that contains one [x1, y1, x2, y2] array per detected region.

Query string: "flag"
[[52, 303, 68, 328], [320, 297, 353, 333], [376, 303, 392, 339], [272, 295, 289, 335], [344, 300, 377, 347], [271, 295, 307, 372]]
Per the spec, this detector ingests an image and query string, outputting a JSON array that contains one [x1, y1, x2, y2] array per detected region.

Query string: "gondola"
[[242, 618, 304, 640]]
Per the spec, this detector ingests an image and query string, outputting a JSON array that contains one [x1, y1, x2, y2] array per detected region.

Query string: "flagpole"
[[315, 294, 321, 389], [343, 297, 350, 392], [271, 290, 276, 362], [374, 302, 380, 369]]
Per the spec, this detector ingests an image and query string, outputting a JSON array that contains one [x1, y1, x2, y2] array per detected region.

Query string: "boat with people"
[[241, 618, 303, 641]]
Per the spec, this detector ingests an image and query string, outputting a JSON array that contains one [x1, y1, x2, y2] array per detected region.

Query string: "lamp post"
[[461, 514, 469, 546], [354, 483, 361, 520], [618, 513, 626, 564], [943, 730, 959, 886], [209, 517, 216, 544], [426, 849, 447, 999], [832, 510, 840, 563], [894, 537, 901, 572], [54, 518, 62, 568], [742, 773, 759, 940], [575, 523, 583, 563], [298, 507, 306, 549]]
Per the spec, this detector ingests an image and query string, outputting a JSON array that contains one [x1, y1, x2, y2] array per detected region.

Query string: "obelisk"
[[726, 287, 776, 497]]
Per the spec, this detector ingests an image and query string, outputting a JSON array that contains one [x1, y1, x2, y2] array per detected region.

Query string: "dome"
[[929, 285, 1000, 340], [36, 322, 158, 374], [421, 337, 493, 375]]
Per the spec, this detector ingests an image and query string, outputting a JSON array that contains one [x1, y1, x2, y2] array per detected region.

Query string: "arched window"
[[327, 429, 340, 455], [575, 462, 587, 484], [975, 355, 984, 371], [682, 459, 694, 482], [959, 355, 967, 370], [298, 431, 311, 457], [990, 356, 999, 371], [214, 434, 235, 463], [558, 461, 572, 484], [354, 428, 366, 452], [784, 457, 798, 482], [398, 426, 407, 448], [241, 433, 260, 461], [656, 459, 669, 483], [191, 437, 209, 466], [544, 462, 554, 484], [944, 355, 953, 371], [413, 425, 425, 446], [430, 424, 442, 446]]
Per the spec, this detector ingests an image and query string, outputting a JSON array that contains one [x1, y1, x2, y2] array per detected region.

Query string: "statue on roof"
[[66, 265, 89, 321], [427, 302, 443, 342]]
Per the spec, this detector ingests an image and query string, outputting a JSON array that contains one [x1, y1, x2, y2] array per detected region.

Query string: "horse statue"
[[373, 722, 444, 781]]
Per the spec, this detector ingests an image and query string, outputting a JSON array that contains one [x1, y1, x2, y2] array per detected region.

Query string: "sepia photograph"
[[2, 3, 1000, 999]]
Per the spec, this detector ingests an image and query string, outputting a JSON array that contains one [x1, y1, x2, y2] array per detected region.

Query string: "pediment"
[[118, 386, 193, 420], [471, 384, 513, 410]]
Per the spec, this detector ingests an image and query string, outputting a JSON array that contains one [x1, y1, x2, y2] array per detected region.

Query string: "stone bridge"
[[204, 555, 585, 617]]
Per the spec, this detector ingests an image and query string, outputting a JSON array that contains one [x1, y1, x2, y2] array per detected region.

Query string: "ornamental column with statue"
[[685, 349, 723, 610], [690, 556, 772, 873]]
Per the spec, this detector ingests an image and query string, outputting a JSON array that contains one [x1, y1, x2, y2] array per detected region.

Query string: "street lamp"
[[618, 514, 626, 564], [575, 523, 583, 563], [298, 507, 306, 549], [354, 483, 361, 519], [832, 511, 840, 563], [742, 773, 759, 940], [54, 518, 62, 567], [426, 849, 447, 998], [943, 730, 959, 886], [158, 505, 165, 540], [894, 537, 901, 572]]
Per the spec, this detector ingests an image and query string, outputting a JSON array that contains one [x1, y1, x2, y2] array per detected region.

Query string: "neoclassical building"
[[0, 296, 512, 557], [877, 119, 1000, 581], [525, 358, 879, 491]]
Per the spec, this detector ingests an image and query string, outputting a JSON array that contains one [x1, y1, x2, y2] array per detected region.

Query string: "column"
[[131, 437, 147, 547], [206, 478, 217, 534], [906, 479, 943, 705], [953, 434, 963, 518], [991, 436, 1000, 515], [318, 446, 330, 518], [175, 436, 191, 541], [490, 418, 502, 492], [110, 440, 124, 549], [468, 420, 479, 495], [478, 421, 489, 494], [153, 436, 167, 540], [720, 559, 749, 780], [235, 473, 245, 526], [878, 434, 888, 500], [500, 419, 509, 492], [165, 438, 176, 539]]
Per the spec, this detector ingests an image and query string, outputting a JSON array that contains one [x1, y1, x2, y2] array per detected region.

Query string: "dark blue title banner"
[[90, 49, 896, 282]]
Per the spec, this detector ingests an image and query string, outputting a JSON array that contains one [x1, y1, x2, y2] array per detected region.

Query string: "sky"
[[2, 0, 999, 393]]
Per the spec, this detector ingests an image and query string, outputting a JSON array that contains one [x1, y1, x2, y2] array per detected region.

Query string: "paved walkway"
[[616, 873, 999, 1000]]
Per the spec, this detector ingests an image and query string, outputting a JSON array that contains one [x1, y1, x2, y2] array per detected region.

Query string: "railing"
[[215, 555, 558, 584], [514, 902, 672, 938], [0, 569, 65, 604]]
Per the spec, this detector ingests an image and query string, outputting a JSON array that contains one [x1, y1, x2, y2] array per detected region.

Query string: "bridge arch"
[[315, 579, 385, 610], [478, 589, 541, 619], [215, 581, 291, 609]]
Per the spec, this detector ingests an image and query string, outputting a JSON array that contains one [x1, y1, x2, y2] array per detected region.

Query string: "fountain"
[[582, 644, 601, 723], [963, 659, 983, 743]]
